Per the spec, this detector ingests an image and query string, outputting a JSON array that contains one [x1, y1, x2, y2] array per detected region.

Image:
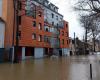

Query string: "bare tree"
[[74, 0, 100, 52], [74, 0, 100, 14], [79, 14, 100, 52]]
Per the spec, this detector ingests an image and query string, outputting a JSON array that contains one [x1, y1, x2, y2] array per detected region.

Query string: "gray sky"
[[50, 0, 85, 39]]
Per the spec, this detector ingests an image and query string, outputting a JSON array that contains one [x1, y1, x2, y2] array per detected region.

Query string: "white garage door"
[[0, 22, 5, 48]]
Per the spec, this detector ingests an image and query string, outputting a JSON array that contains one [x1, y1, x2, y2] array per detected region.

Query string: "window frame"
[[62, 39, 64, 45], [38, 35, 42, 42], [32, 33, 36, 40], [38, 23, 42, 30], [33, 21, 36, 27], [52, 13, 54, 18]]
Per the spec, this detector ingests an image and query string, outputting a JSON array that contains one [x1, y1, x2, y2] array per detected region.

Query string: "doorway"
[[59, 50, 62, 56]]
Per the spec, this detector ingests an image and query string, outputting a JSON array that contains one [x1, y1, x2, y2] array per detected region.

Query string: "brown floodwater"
[[0, 55, 100, 80]]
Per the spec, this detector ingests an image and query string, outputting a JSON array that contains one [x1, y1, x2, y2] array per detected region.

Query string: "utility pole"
[[83, 36, 86, 55], [85, 27, 88, 55], [74, 32, 76, 55]]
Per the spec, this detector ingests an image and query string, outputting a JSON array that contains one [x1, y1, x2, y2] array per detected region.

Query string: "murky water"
[[0, 55, 100, 80]]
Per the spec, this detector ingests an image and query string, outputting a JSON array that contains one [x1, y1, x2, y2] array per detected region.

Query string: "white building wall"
[[0, 22, 5, 48], [22, 47, 26, 60], [0, 0, 2, 17], [44, 8, 63, 26], [34, 48, 44, 58]]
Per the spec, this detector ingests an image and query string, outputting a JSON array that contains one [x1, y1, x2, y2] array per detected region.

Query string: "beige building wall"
[[2, 0, 14, 48]]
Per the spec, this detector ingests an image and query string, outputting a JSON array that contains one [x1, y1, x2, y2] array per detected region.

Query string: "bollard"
[[90, 64, 92, 80]]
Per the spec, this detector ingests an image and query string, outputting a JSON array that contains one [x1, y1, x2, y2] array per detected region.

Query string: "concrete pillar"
[[12, 47, 14, 62], [22, 47, 25, 60], [34, 48, 44, 58]]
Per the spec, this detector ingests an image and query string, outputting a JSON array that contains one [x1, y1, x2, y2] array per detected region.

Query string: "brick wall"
[[59, 21, 69, 48], [19, 5, 52, 48]]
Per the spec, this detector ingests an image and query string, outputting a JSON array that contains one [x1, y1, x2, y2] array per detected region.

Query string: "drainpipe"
[[13, 0, 19, 63], [12, 0, 16, 62]]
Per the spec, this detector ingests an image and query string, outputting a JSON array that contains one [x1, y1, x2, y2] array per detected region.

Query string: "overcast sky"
[[50, 0, 85, 39]]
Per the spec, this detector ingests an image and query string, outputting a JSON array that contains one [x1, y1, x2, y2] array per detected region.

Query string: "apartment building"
[[0, 0, 69, 62]]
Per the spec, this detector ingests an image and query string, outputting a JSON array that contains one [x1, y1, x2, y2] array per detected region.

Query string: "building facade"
[[0, 0, 69, 62]]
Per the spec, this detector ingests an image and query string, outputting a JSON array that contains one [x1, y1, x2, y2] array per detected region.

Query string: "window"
[[52, 13, 54, 18], [56, 16, 58, 20], [26, 10, 36, 18], [33, 21, 36, 27], [44, 36, 49, 43], [46, 37, 49, 43], [18, 31, 21, 40], [62, 31, 64, 35], [18, 1, 22, 10], [67, 40, 69, 44], [38, 11, 42, 17], [38, 23, 42, 30], [26, 3, 36, 18], [52, 22, 54, 26], [18, 16, 21, 25], [60, 18, 62, 21], [66, 32, 68, 37], [57, 23, 58, 27], [32, 33, 36, 40], [66, 24, 68, 28], [62, 39, 64, 45], [38, 35, 42, 41], [45, 28, 49, 32]]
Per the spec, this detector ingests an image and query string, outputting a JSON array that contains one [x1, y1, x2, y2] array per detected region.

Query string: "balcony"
[[58, 21, 64, 28], [50, 27, 59, 38], [50, 37, 60, 48], [44, 19, 64, 29], [44, 36, 60, 48]]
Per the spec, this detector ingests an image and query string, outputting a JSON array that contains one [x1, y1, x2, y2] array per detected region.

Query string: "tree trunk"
[[92, 31, 95, 52]]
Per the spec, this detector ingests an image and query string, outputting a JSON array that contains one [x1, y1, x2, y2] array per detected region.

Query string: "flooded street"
[[0, 55, 100, 80]]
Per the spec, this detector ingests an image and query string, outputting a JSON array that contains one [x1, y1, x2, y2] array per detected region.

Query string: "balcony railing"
[[44, 19, 64, 29], [44, 36, 60, 48], [58, 21, 64, 28], [50, 37, 60, 48]]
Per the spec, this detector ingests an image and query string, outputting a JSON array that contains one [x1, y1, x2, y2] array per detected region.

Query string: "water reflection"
[[0, 56, 99, 80]]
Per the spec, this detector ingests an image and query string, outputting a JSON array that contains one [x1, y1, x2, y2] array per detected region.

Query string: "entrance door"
[[31, 48, 34, 56], [59, 50, 62, 56], [25, 47, 34, 57], [44, 48, 48, 55]]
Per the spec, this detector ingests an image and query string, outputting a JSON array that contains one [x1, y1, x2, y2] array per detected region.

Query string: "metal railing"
[[50, 37, 60, 48]]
